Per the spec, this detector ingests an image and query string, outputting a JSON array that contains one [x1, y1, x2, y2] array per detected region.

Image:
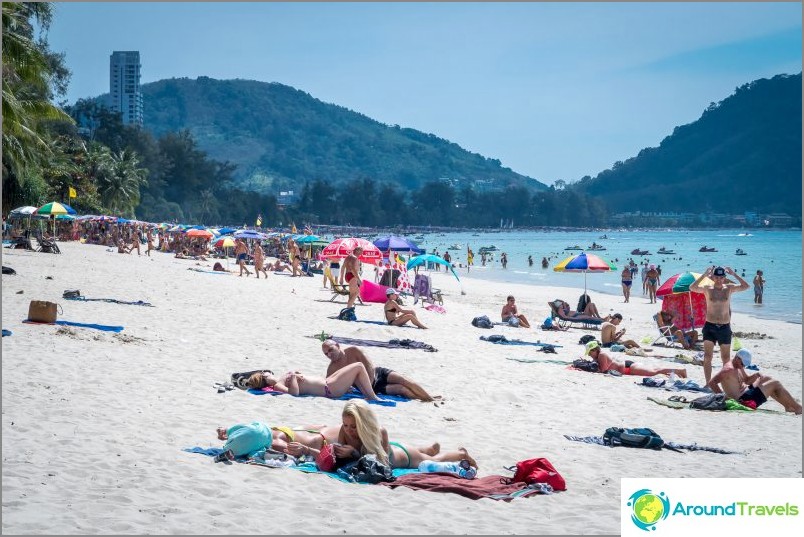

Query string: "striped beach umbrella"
[[553, 251, 616, 293], [656, 272, 713, 330], [36, 201, 77, 215], [320, 237, 383, 264]]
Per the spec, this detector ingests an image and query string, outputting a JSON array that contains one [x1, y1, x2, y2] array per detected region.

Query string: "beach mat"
[[307, 334, 437, 352], [65, 296, 154, 307], [647, 395, 786, 414], [479, 335, 562, 348], [563, 434, 739, 454], [506, 357, 571, 365], [187, 267, 231, 275], [248, 386, 406, 407], [378, 473, 553, 501], [637, 378, 712, 393], [22, 319, 124, 333]]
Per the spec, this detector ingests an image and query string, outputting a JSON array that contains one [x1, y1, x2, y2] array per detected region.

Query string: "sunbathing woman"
[[585, 340, 687, 378], [298, 401, 478, 470], [245, 362, 380, 401]]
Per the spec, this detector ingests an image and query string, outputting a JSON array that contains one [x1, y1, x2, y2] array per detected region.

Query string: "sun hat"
[[385, 287, 397, 296], [735, 349, 752, 368], [585, 340, 601, 355]]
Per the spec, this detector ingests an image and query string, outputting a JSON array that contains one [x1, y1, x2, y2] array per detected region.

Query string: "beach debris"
[[16, 290, 23, 294]]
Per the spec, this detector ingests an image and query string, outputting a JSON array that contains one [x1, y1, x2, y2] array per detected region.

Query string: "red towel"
[[378, 473, 531, 501]]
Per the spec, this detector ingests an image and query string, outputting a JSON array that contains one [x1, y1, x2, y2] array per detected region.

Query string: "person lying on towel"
[[245, 363, 379, 401], [321, 339, 440, 402], [585, 340, 687, 378]]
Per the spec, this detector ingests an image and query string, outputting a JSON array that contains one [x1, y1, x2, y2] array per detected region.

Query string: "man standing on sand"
[[321, 339, 439, 401], [706, 349, 801, 414], [234, 238, 252, 277], [753, 270, 765, 304], [690, 266, 750, 384], [341, 246, 362, 309]]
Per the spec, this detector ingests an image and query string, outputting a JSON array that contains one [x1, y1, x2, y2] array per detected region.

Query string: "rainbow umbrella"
[[36, 201, 76, 216], [553, 251, 616, 293], [656, 272, 713, 330], [214, 236, 236, 249]]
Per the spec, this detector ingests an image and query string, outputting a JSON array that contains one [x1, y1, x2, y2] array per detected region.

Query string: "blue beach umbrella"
[[407, 253, 461, 283], [295, 234, 321, 244], [373, 235, 424, 254], [234, 229, 269, 240]]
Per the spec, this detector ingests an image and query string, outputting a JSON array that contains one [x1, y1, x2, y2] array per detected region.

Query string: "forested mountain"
[[134, 77, 548, 195], [576, 73, 802, 215]]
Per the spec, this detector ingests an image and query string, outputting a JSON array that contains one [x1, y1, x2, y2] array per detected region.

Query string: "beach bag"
[[338, 307, 357, 322], [345, 454, 395, 484], [507, 457, 566, 491], [316, 443, 338, 472], [578, 334, 596, 345], [62, 289, 81, 299], [572, 359, 599, 373], [689, 393, 728, 411], [27, 300, 61, 323], [485, 334, 508, 343], [471, 315, 493, 329], [603, 427, 664, 450]]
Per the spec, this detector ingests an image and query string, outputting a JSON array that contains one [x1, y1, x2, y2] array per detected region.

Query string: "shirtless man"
[[501, 295, 531, 328], [585, 340, 686, 378], [234, 238, 251, 277], [340, 246, 363, 309], [690, 266, 750, 384], [289, 239, 302, 277], [600, 313, 640, 349], [385, 288, 427, 328], [753, 270, 765, 304], [706, 349, 801, 414], [253, 242, 268, 279], [321, 339, 438, 401], [127, 232, 141, 255]]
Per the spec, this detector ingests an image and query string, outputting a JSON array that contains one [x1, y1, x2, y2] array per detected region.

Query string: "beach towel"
[[187, 267, 231, 275], [378, 473, 553, 501], [248, 386, 405, 407], [505, 357, 571, 365], [64, 295, 154, 307], [479, 335, 562, 348], [424, 304, 446, 314], [637, 378, 712, 393], [326, 316, 415, 328], [563, 434, 739, 455], [309, 335, 438, 352], [22, 319, 125, 333]]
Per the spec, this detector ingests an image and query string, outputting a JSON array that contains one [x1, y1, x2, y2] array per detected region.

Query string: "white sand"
[[2, 242, 801, 534]]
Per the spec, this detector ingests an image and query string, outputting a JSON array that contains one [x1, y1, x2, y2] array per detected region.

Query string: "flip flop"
[[668, 395, 690, 403]]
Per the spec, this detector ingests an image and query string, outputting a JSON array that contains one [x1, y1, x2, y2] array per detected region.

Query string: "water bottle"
[[418, 459, 476, 479]]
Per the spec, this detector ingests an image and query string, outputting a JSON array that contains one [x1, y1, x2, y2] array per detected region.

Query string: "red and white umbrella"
[[320, 238, 383, 264]]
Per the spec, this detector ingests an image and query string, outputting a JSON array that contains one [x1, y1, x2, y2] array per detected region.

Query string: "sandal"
[[668, 396, 690, 403]]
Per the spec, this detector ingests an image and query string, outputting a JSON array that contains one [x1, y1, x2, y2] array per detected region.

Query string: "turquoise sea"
[[411, 229, 802, 324]]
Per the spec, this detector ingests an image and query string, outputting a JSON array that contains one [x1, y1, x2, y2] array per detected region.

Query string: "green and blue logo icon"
[[628, 489, 671, 531]]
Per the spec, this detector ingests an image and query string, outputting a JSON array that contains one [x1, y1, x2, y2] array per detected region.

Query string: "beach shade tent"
[[186, 228, 214, 239], [656, 272, 713, 330], [553, 251, 616, 294], [320, 237, 383, 265], [373, 235, 424, 255]]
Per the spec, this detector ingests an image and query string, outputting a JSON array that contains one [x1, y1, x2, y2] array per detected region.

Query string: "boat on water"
[[587, 242, 606, 251], [657, 247, 676, 255], [699, 246, 717, 252], [736, 249, 748, 256], [479, 245, 498, 253], [414, 235, 425, 241], [631, 248, 651, 255], [598, 234, 609, 239], [564, 245, 583, 251], [448, 243, 462, 250], [737, 233, 753, 237]]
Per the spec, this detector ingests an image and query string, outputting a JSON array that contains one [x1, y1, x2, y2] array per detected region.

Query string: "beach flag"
[[68, 186, 77, 198], [291, 223, 298, 233], [256, 214, 262, 227]]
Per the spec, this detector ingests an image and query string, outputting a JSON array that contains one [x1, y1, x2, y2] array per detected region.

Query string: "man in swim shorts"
[[706, 349, 801, 414], [690, 265, 750, 384], [321, 339, 439, 401]]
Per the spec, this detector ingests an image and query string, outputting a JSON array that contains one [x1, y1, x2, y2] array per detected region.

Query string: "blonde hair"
[[246, 372, 275, 390], [342, 401, 388, 465]]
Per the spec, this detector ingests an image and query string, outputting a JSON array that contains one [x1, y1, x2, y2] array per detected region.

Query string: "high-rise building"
[[108, 51, 143, 126]]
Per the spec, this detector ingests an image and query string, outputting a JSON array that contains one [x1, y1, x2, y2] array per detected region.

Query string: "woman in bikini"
[[245, 363, 380, 401], [314, 401, 477, 470], [621, 267, 632, 303], [646, 265, 660, 304], [384, 289, 428, 328]]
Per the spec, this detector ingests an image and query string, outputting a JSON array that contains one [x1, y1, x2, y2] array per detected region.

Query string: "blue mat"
[[247, 386, 406, 407], [480, 336, 562, 348], [65, 296, 154, 307], [23, 319, 124, 333]]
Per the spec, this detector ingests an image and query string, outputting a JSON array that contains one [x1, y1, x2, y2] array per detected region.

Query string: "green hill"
[[138, 77, 548, 195], [577, 73, 802, 215]]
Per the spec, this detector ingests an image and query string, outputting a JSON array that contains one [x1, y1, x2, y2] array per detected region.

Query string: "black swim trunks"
[[739, 385, 767, 408], [601, 341, 614, 348], [702, 322, 732, 346], [373, 366, 393, 394]]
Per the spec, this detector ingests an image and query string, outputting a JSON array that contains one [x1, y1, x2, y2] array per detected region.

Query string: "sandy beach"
[[2, 242, 801, 534]]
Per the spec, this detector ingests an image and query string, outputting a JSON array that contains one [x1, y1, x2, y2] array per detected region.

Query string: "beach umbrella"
[[656, 272, 714, 330], [186, 228, 214, 239], [36, 201, 77, 216], [320, 237, 383, 264], [553, 251, 616, 294], [214, 236, 236, 249], [217, 227, 237, 235], [234, 229, 268, 240], [295, 234, 321, 244], [9, 206, 38, 216], [373, 235, 424, 254], [407, 253, 461, 283], [655, 272, 718, 296]]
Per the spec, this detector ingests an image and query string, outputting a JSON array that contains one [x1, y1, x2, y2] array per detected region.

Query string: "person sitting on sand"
[[290, 401, 477, 471], [245, 363, 380, 401], [385, 288, 427, 329], [116, 239, 127, 254], [266, 258, 291, 272], [212, 261, 230, 272], [501, 295, 531, 328], [706, 350, 801, 414], [585, 340, 686, 378], [174, 249, 190, 259], [601, 313, 640, 349], [321, 339, 439, 402], [657, 310, 699, 350]]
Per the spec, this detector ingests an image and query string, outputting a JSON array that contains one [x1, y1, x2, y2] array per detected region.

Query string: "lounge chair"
[[324, 266, 363, 305], [11, 234, 34, 251], [412, 273, 443, 306], [547, 299, 604, 330], [35, 231, 61, 254]]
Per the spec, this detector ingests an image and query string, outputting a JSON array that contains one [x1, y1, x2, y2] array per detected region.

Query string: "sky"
[[46, 2, 802, 185]]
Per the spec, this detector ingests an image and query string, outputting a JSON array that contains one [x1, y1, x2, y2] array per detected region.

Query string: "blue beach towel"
[[65, 296, 154, 307], [22, 319, 125, 333], [479, 335, 562, 348], [248, 386, 405, 407]]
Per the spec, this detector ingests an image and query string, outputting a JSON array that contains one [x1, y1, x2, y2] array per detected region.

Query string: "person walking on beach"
[[321, 339, 438, 401], [753, 270, 765, 304], [645, 264, 660, 304], [127, 231, 141, 255], [234, 238, 252, 277], [621, 266, 632, 302], [145, 228, 154, 257], [253, 242, 268, 279], [341, 246, 362, 309], [690, 266, 750, 384]]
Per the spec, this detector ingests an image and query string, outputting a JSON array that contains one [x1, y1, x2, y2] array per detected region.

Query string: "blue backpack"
[[338, 307, 357, 322]]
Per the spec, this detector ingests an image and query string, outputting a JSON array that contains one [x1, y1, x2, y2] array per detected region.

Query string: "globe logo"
[[627, 489, 670, 531]]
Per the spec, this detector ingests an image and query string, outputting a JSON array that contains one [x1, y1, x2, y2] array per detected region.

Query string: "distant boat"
[[587, 243, 606, 251], [657, 247, 676, 255], [737, 233, 753, 237], [479, 245, 498, 253], [699, 246, 717, 252], [564, 245, 583, 251], [631, 248, 650, 255], [598, 234, 609, 239], [736, 249, 748, 256], [448, 243, 462, 250]]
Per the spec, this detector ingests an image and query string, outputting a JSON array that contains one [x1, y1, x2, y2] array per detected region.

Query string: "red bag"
[[511, 457, 566, 491], [316, 443, 337, 472]]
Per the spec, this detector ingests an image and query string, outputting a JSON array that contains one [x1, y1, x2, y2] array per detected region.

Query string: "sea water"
[[411, 228, 801, 324]]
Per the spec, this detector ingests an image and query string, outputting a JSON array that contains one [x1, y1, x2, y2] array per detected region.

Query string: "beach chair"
[[412, 273, 443, 306], [35, 230, 61, 254], [547, 299, 603, 330], [11, 234, 35, 251], [652, 313, 698, 349], [324, 266, 363, 305]]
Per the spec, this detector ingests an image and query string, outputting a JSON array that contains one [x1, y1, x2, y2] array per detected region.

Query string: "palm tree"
[[98, 150, 148, 217]]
